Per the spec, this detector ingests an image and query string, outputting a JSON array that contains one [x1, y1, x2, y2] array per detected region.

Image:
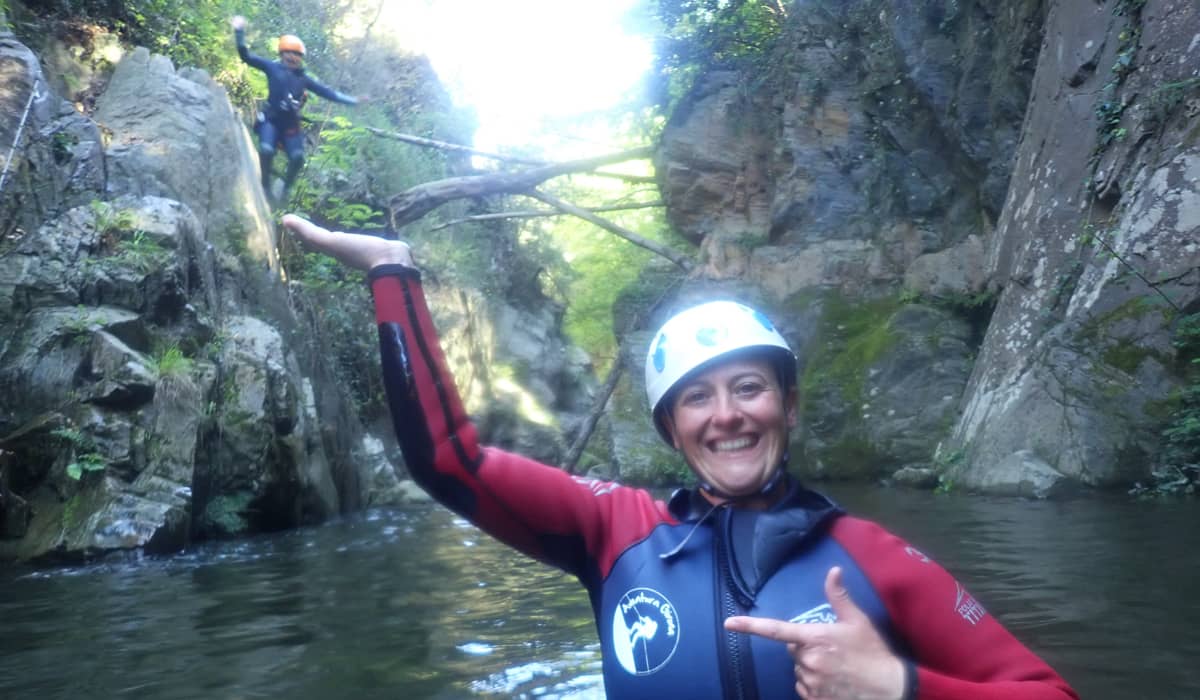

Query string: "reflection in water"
[[822, 484, 1200, 700], [0, 487, 1197, 699]]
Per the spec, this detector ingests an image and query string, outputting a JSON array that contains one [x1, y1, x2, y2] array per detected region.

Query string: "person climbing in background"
[[278, 212, 1081, 700], [230, 15, 367, 205]]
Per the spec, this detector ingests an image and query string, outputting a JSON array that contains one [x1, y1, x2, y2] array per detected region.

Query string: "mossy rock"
[[198, 491, 254, 539], [801, 291, 905, 413]]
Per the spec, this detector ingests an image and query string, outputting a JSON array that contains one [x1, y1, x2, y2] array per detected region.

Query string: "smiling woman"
[[280, 214, 1080, 700]]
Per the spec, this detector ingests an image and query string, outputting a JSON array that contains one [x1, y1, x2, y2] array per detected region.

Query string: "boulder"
[[890, 466, 940, 490], [193, 314, 338, 537], [969, 450, 1073, 500]]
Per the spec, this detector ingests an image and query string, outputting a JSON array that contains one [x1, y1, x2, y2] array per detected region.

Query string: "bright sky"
[[379, 0, 654, 154]]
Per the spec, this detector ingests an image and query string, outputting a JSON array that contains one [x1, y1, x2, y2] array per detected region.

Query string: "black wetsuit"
[[234, 28, 357, 196]]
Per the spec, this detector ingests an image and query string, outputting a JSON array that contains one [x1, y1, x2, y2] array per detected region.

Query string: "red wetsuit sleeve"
[[830, 517, 1078, 700], [368, 264, 672, 578]]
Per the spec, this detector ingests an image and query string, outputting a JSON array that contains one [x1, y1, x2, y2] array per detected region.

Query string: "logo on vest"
[[612, 587, 679, 675], [789, 602, 838, 625]]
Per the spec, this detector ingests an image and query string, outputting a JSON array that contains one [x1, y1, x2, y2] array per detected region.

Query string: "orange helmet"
[[277, 34, 306, 56]]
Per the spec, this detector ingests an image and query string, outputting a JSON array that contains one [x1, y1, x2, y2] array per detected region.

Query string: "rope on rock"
[[0, 76, 42, 198]]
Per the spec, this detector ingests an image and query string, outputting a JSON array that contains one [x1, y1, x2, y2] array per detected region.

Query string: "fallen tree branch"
[[388, 146, 653, 228], [430, 200, 664, 231], [588, 172, 658, 185], [364, 126, 551, 166], [563, 360, 625, 474], [363, 127, 656, 186], [525, 189, 694, 272], [563, 276, 685, 473]]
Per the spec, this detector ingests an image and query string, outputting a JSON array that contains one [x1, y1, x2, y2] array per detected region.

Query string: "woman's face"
[[663, 355, 795, 501]]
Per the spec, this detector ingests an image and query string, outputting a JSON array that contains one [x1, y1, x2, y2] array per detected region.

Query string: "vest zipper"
[[714, 510, 758, 700]]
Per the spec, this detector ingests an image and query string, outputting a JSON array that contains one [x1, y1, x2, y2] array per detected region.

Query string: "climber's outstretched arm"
[[281, 215, 412, 271], [231, 16, 270, 71]]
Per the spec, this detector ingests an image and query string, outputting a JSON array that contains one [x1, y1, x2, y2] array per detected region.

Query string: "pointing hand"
[[724, 567, 906, 699]]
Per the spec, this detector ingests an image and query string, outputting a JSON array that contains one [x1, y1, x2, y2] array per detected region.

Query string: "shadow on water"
[[1, 486, 1197, 699]]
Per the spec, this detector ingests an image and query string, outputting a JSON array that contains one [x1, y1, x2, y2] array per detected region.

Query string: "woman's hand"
[[230, 15, 247, 31], [281, 214, 413, 271], [724, 567, 907, 699]]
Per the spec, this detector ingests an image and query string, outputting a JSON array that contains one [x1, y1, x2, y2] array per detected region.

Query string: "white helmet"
[[644, 300, 795, 444]]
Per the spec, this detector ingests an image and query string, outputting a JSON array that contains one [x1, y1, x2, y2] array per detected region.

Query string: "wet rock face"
[[426, 284, 596, 467], [0, 37, 360, 562], [649, 1, 1043, 486], [93, 47, 276, 264], [648, 0, 1199, 494], [947, 0, 1200, 490], [0, 33, 106, 240], [0, 30, 596, 559]]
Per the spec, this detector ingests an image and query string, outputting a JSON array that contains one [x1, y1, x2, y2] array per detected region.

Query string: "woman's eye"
[[735, 382, 764, 397], [681, 390, 709, 405]]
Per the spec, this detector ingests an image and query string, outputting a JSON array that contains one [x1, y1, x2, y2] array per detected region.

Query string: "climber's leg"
[[280, 131, 306, 202], [257, 120, 280, 195]]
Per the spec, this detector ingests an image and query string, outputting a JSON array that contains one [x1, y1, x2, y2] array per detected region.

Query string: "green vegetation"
[[89, 199, 136, 235], [1130, 313, 1200, 497], [818, 435, 889, 478], [61, 305, 111, 343], [23, 0, 346, 110], [23, 0, 683, 484], [900, 286, 997, 341], [1079, 296, 1172, 337], [932, 448, 964, 495], [109, 229, 168, 272], [1077, 297, 1173, 374], [50, 427, 92, 450], [201, 491, 255, 536], [51, 131, 78, 163], [153, 343, 193, 379], [277, 242, 383, 416], [1146, 77, 1200, 130], [1101, 339, 1153, 375], [288, 117, 388, 228], [647, 453, 694, 486], [65, 451, 107, 480], [1090, 0, 1144, 166], [86, 200, 170, 272], [548, 181, 681, 372], [643, 0, 788, 112], [50, 426, 107, 480]]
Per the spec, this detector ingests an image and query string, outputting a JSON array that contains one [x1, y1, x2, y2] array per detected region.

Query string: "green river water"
[[1, 484, 1197, 699]]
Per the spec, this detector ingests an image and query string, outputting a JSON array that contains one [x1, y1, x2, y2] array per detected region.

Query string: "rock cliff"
[[646, 0, 1199, 495], [0, 29, 592, 561]]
